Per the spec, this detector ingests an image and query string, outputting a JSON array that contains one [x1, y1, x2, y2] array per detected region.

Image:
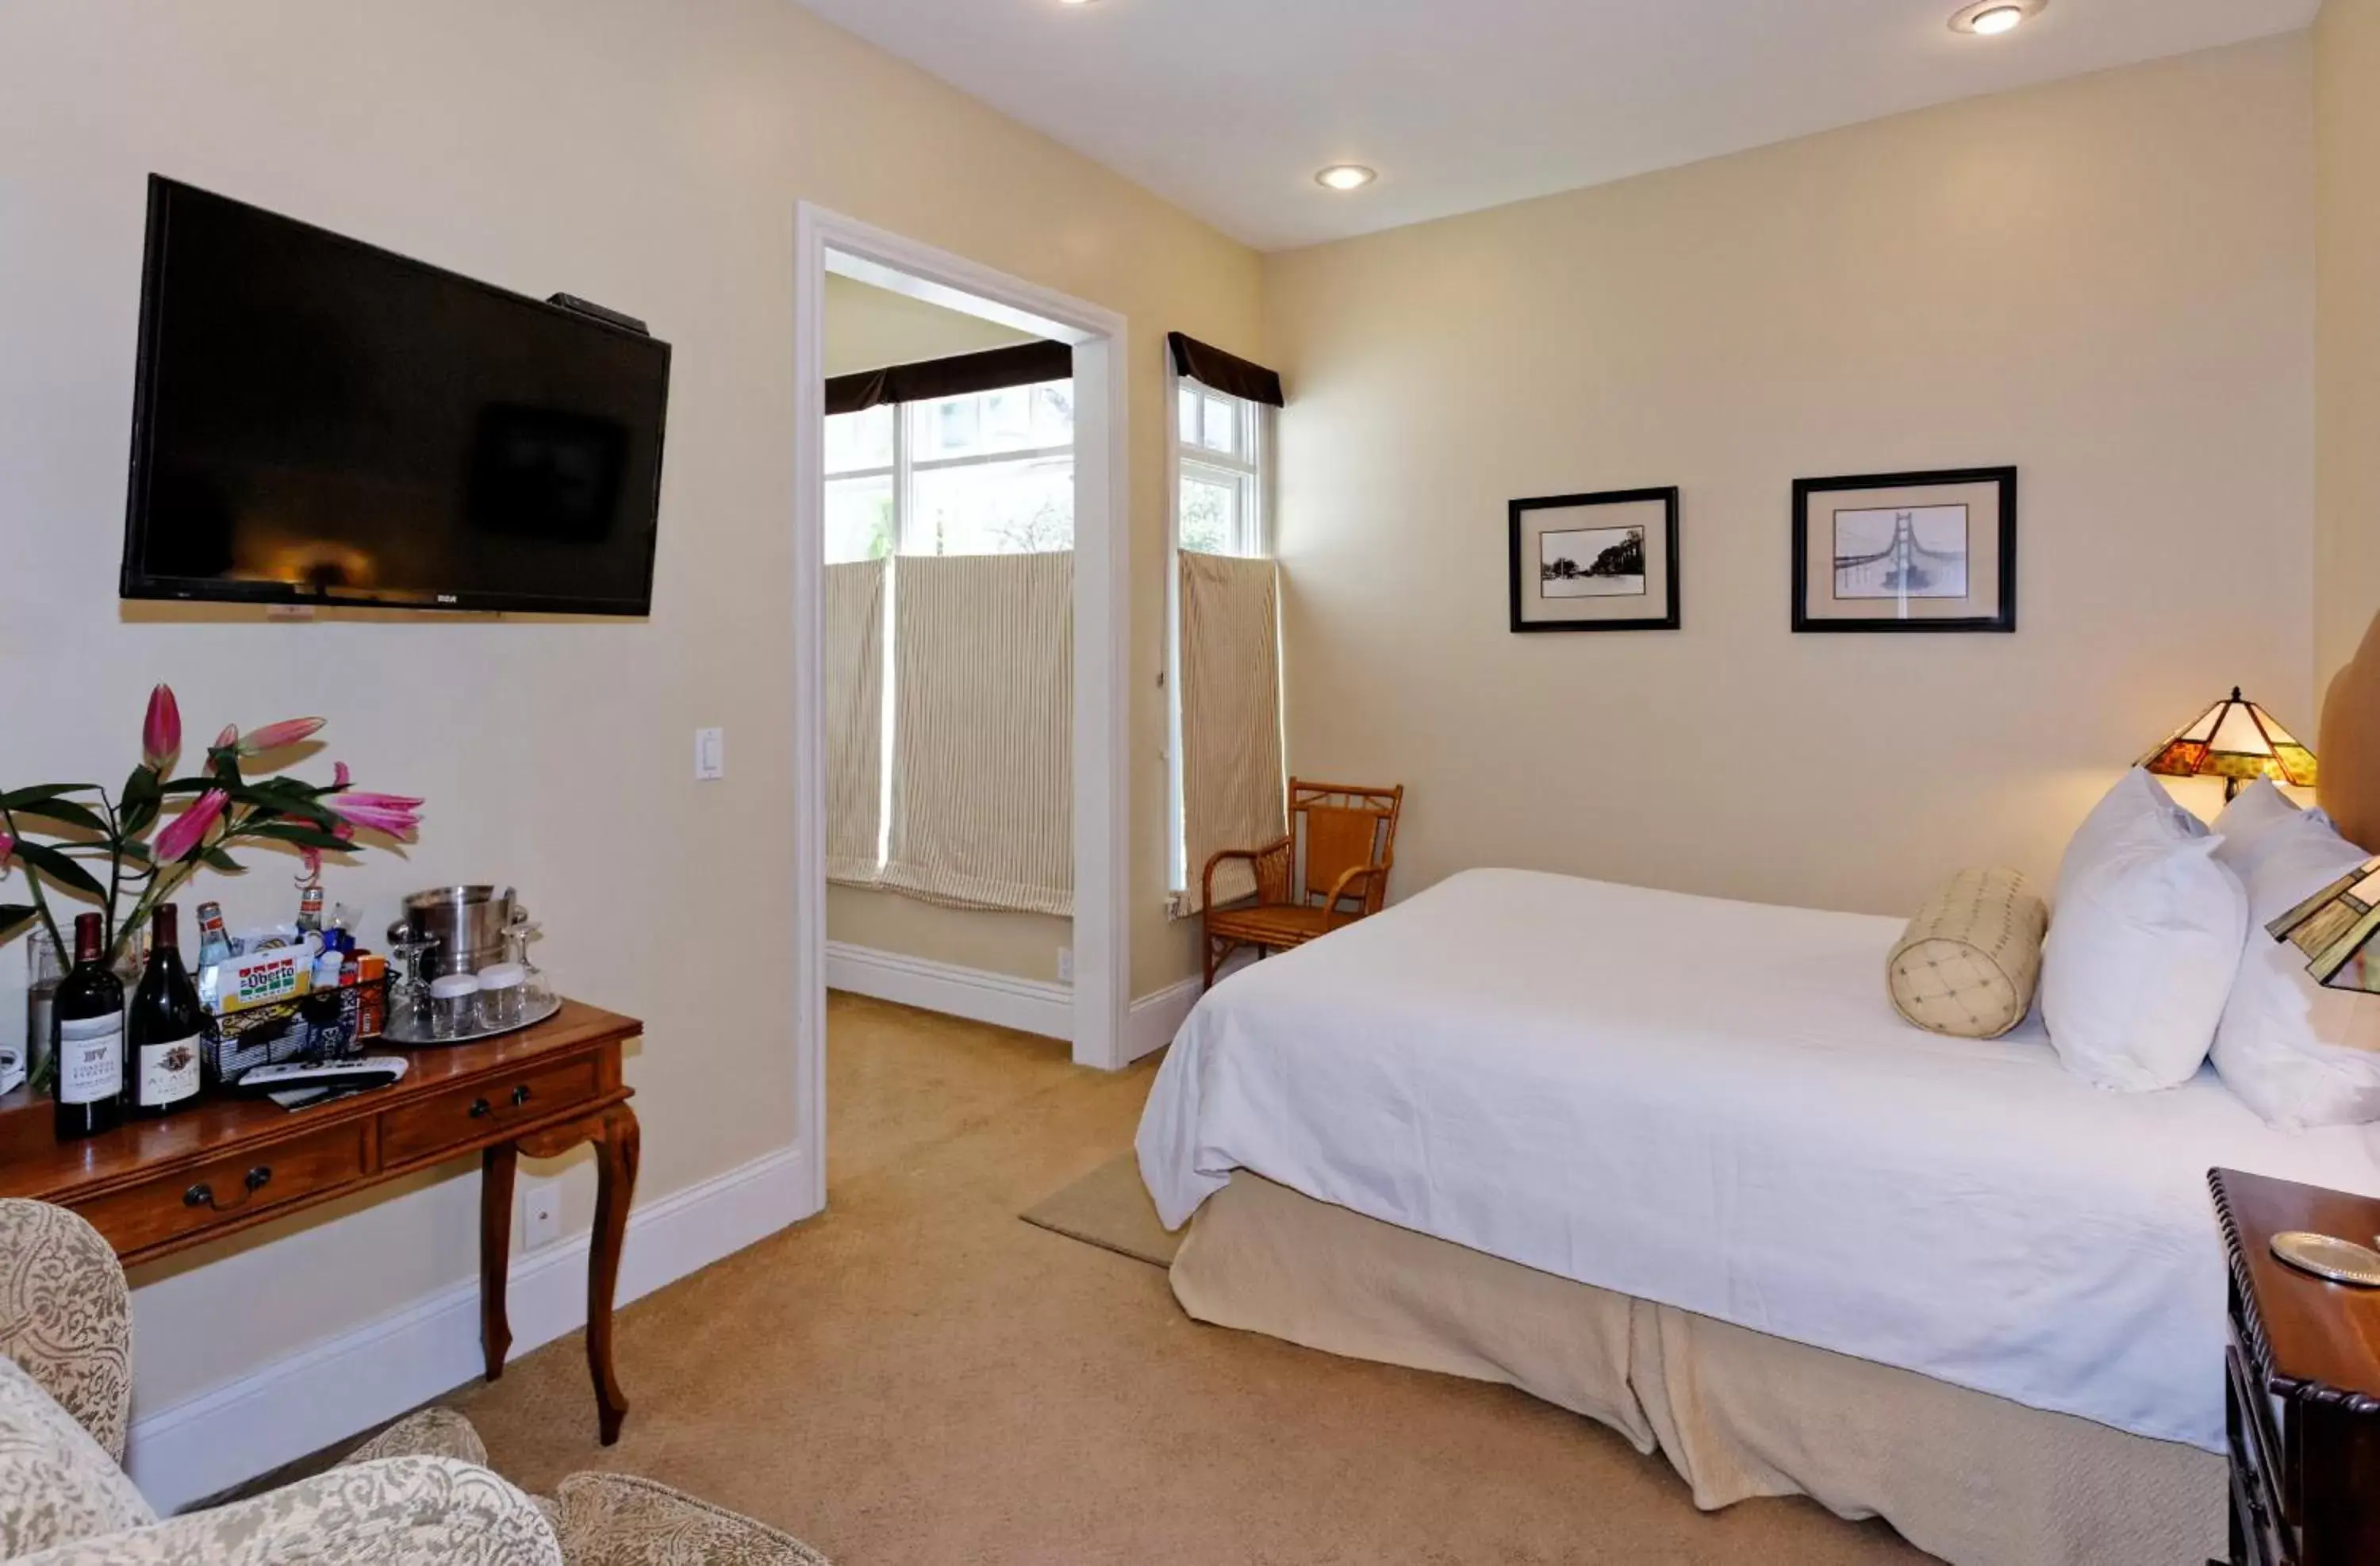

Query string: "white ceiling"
[[794, 0, 2317, 251]]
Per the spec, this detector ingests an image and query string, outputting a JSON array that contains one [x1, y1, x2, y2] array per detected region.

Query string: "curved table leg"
[[512, 1101, 643, 1445], [587, 1103, 640, 1445]]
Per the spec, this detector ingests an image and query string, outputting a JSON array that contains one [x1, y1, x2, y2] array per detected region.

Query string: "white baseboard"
[[826, 941, 1072, 1041], [827, 941, 1203, 1067], [125, 1145, 806, 1515], [1124, 977, 1201, 1064]]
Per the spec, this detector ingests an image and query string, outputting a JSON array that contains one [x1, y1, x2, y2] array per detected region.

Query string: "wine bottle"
[[53, 912, 126, 1141], [129, 904, 204, 1118]]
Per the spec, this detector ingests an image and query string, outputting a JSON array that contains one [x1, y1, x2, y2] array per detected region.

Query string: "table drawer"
[[76, 1121, 369, 1255], [379, 1055, 601, 1165]]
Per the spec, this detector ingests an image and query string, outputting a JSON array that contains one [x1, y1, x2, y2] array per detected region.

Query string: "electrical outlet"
[[1058, 946, 1073, 984], [694, 727, 725, 781], [522, 1178, 562, 1250]]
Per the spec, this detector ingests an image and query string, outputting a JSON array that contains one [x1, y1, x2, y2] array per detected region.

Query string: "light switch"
[[694, 727, 725, 781]]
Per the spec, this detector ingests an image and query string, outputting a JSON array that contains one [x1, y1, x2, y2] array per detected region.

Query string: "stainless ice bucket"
[[396, 885, 524, 978]]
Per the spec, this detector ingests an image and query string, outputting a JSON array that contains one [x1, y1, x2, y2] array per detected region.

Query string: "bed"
[[1134, 625, 2380, 1566]]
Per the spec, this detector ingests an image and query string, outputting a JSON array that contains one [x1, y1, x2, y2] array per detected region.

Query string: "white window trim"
[[1164, 362, 1279, 904]]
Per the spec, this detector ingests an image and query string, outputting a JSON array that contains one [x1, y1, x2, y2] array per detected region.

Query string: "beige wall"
[[820, 276, 1073, 981], [2317, 0, 2380, 685], [0, 0, 1255, 1427], [1263, 36, 2315, 919], [823, 272, 1034, 378]]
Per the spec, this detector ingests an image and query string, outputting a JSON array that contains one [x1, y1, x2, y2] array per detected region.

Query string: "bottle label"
[[138, 1031, 202, 1107], [57, 1015, 124, 1105]]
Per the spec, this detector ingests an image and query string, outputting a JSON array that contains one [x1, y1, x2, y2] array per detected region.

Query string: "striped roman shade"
[[823, 558, 888, 886], [1179, 552, 1287, 913], [881, 552, 1074, 915]]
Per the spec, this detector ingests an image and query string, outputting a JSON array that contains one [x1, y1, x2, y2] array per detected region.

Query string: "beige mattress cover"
[[1172, 1172, 2223, 1566]]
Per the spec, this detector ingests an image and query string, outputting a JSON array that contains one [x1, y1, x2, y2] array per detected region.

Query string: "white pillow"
[[2055, 766, 2210, 898], [2040, 770, 2248, 1091], [2212, 777, 2332, 882], [2209, 808, 2380, 1127]]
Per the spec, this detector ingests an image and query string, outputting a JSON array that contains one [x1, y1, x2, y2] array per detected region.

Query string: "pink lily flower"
[[300, 846, 323, 879], [237, 717, 326, 756], [140, 685, 181, 772], [332, 821, 356, 844], [332, 761, 351, 789], [0, 831, 14, 869], [213, 724, 240, 751], [325, 792, 424, 837], [154, 789, 230, 863]]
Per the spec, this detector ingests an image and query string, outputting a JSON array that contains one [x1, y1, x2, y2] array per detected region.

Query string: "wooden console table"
[[0, 999, 641, 1445]]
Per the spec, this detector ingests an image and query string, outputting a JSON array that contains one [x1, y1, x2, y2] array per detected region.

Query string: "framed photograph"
[[1791, 466, 2016, 633], [1508, 487, 1680, 633]]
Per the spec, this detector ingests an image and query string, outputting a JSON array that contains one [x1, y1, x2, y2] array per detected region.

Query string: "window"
[[1168, 373, 1276, 900], [824, 381, 1074, 563], [1176, 382, 1266, 559]]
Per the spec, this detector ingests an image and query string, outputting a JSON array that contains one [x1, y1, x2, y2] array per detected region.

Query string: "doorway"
[[791, 206, 1130, 1219]]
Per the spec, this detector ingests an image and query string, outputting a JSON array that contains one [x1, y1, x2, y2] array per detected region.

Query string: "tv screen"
[[121, 178, 670, 615]]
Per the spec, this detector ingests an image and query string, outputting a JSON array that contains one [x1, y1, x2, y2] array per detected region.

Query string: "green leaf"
[[10, 841, 106, 900], [243, 822, 353, 851], [117, 842, 154, 866], [231, 785, 335, 827], [13, 798, 109, 835], [0, 905, 36, 941], [0, 784, 91, 810], [209, 752, 244, 787], [200, 847, 244, 873]]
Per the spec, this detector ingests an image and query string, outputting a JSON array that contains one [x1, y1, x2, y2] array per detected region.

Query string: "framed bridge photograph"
[[1509, 486, 1681, 633], [1791, 466, 2017, 633]]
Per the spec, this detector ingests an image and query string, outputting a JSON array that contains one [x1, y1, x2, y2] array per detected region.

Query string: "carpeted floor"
[[451, 991, 1925, 1564]]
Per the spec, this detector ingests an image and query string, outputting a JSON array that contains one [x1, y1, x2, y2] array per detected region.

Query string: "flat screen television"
[[121, 177, 670, 615]]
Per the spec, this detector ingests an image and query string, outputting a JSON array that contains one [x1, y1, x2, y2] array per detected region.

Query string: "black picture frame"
[[1508, 486, 1681, 634], [1791, 466, 2017, 634]]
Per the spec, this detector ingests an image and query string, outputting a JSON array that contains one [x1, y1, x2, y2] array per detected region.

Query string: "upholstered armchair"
[[0, 1198, 826, 1566]]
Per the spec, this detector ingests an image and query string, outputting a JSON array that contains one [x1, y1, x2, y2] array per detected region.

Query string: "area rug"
[[1020, 1152, 1181, 1268]]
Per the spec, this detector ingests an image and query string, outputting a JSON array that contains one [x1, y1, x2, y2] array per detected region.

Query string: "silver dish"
[[2270, 1230, 2380, 1288], [381, 991, 562, 1049]]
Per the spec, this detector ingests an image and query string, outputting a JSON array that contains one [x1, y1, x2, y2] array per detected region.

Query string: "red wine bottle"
[[129, 904, 204, 1118], [54, 913, 126, 1141]]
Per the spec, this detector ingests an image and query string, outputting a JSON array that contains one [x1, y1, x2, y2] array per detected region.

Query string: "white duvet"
[[1137, 868, 2380, 1452]]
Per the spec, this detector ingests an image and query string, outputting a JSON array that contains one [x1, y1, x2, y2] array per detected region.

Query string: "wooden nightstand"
[[2209, 1168, 2380, 1565]]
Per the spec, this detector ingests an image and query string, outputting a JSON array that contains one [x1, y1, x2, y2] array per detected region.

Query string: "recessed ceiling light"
[[1949, 0, 2042, 35], [1315, 164, 1376, 192]]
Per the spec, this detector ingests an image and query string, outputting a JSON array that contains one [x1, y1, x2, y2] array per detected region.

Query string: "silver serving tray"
[[381, 992, 562, 1049]]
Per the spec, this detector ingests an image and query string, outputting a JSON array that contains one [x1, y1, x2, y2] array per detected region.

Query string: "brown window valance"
[[824, 340, 1073, 417], [1168, 332, 1284, 408]]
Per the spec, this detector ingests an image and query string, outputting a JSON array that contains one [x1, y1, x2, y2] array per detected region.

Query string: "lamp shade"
[[2140, 687, 2318, 790], [2269, 854, 2380, 994]]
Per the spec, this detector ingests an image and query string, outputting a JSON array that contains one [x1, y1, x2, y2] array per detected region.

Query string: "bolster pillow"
[[1887, 867, 2048, 1039]]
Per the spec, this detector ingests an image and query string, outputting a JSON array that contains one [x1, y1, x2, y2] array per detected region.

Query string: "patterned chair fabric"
[[0, 1203, 131, 1465], [547, 1475, 829, 1566], [0, 1360, 154, 1560], [8, 1457, 562, 1566], [0, 1197, 828, 1566], [1887, 867, 2049, 1039]]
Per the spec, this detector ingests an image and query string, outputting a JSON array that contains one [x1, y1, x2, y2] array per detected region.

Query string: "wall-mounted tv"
[[121, 177, 670, 616]]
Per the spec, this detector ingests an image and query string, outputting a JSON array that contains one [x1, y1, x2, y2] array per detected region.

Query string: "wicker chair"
[[1200, 780, 1404, 988]]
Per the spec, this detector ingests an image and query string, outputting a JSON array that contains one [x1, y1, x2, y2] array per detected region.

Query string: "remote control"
[[235, 1057, 410, 1096]]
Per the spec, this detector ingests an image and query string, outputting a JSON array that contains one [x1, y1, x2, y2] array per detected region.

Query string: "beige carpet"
[[446, 990, 1923, 1564], [1019, 1152, 1180, 1268]]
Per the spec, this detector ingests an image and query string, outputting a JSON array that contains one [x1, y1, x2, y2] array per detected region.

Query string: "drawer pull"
[[183, 1166, 274, 1212], [469, 1098, 493, 1118], [512, 1084, 533, 1107]]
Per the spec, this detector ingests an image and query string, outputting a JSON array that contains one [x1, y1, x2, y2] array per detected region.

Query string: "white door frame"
[[791, 203, 1132, 1215]]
